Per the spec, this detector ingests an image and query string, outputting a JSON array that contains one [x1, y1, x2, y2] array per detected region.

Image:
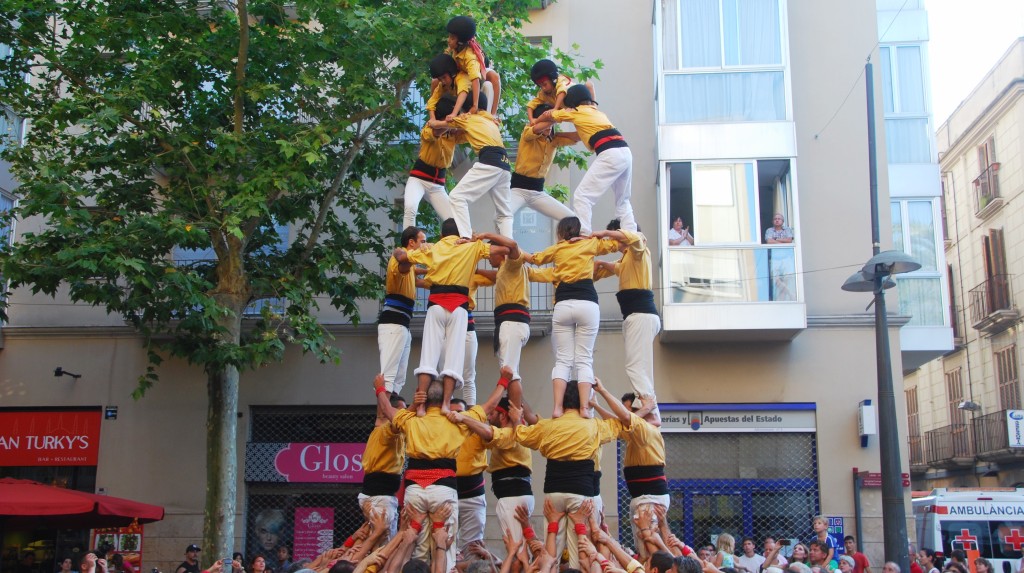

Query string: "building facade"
[[0, 1, 954, 572], [904, 38, 1024, 490]]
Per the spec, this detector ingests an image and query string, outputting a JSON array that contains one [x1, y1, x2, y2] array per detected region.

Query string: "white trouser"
[[497, 321, 530, 382], [573, 146, 635, 235], [415, 305, 467, 388], [509, 186, 574, 222], [449, 163, 513, 238], [546, 492, 587, 568], [405, 484, 458, 572], [377, 323, 412, 395], [591, 490, 605, 526], [629, 493, 671, 558], [551, 299, 600, 383], [622, 312, 661, 398], [457, 494, 487, 553], [464, 330, 478, 404], [495, 495, 536, 545], [403, 176, 452, 228], [357, 493, 399, 545]]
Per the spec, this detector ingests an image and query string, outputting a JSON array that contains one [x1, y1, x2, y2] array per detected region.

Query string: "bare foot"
[[441, 404, 451, 415], [416, 404, 426, 417], [552, 406, 563, 419], [579, 404, 593, 419]]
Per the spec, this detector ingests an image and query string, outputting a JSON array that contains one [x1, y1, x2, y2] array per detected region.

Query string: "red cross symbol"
[[954, 529, 978, 550], [1003, 529, 1024, 551]]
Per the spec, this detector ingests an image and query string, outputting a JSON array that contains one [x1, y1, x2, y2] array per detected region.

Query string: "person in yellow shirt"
[[526, 59, 596, 123], [373, 375, 479, 573], [527, 216, 620, 418], [394, 219, 499, 414], [403, 96, 461, 229], [445, 16, 485, 121], [425, 54, 459, 123], [510, 103, 577, 224], [378, 226, 426, 397], [593, 220, 661, 413], [536, 84, 636, 236], [429, 94, 513, 238], [359, 387, 408, 546]]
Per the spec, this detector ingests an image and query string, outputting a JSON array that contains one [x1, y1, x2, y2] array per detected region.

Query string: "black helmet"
[[435, 96, 457, 120], [563, 84, 593, 108], [530, 59, 558, 84], [460, 92, 487, 113], [429, 54, 458, 79], [446, 16, 476, 42], [533, 103, 554, 116]]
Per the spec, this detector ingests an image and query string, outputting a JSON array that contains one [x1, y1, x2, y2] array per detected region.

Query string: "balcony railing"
[[968, 274, 1017, 333], [973, 163, 1002, 217], [908, 434, 925, 468], [924, 423, 974, 467], [973, 409, 1024, 461]]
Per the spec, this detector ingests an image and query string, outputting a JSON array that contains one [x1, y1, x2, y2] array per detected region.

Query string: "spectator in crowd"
[[844, 536, 871, 573], [973, 558, 992, 573], [736, 537, 766, 573], [668, 217, 693, 246], [765, 213, 794, 243], [791, 544, 810, 564], [176, 545, 201, 573], [714, 534, 737, 570], [273, 547, 291, 573], [57, 558, 77, 573], [763, 537, 789, 570], [883, 563, 900, 573], [808, 541, 837, 572], [918, 548, 941, 573]]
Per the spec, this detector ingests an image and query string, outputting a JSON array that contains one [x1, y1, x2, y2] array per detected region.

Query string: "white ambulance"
[[914, 488, 1024, 573]]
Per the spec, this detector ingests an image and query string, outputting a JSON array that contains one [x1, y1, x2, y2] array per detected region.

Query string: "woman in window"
[[668, 216, 693, 246]]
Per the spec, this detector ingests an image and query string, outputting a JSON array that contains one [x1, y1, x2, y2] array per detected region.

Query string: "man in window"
[[765, 212, 794, 243]]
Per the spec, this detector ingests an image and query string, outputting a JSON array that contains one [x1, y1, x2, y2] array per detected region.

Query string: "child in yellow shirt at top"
[[526, 59, 595, 125], [445, 16, 485, 120]]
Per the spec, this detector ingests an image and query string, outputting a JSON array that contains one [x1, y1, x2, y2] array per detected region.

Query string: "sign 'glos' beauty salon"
[[0, 409, 102, 466], [245, 442, 366, 483]]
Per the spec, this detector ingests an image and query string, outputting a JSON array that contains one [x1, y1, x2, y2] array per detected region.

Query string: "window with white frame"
[[879, 45, 930, 163], [665, 159, 798, 303], [661, 0, 786, 123], [891, 198, 944, 326]]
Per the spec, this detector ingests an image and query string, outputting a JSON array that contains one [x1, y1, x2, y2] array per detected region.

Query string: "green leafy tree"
[[0, 0, 597, 556]]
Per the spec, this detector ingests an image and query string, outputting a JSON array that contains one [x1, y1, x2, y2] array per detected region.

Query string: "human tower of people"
[[364, 14, 670, 573]]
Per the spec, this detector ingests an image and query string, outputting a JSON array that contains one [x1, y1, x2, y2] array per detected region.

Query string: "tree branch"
[[233, 0, 249, 136]]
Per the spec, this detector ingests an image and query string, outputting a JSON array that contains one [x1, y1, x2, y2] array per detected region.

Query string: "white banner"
[[1007, 410, 1024, 448]]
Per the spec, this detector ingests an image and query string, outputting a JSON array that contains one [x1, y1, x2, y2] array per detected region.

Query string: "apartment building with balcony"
[[0, 1, 950, 568], [903, 38, 1024, 488]]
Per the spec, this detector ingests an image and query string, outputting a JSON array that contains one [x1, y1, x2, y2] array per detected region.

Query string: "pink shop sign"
[[293, 507, 334, 561], [273, 443, 365, 483]]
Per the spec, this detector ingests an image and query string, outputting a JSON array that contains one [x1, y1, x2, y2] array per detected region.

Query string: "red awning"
[[0, 478, 165, 528]]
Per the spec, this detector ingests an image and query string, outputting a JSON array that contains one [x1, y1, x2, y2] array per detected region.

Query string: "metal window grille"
[[244, 406, 376, 566], [617, 432, 820, 551]]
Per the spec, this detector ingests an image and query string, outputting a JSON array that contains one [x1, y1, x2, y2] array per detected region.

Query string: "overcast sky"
[[924, 0, 1024, 124]]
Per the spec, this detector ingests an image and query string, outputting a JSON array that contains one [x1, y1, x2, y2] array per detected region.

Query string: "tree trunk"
[[204, 349, 240, 559]]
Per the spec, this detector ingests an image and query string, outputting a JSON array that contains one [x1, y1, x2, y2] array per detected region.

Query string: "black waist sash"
[[404, 457, 457, 490], [478, 146, 511, 171], [555, 279, 598, 304], [456, 472, 486, 499], [543, 459, 595, 496], [361, 471, 402, 497], [493, 303, 531, 354], [623, 465, 669, 496], [510, 172, 545, 191], [379, 293, 415, 327], [491, 465, 532, 498], [589, 128, 628, 154], [616, 289, 658, 319], [593, 470, 602, 496], [410, 158, 447, 184]]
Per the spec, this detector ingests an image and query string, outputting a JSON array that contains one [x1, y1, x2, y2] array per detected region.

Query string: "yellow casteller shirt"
[[487, 426, 533, 473], [531, 237, 620, 286], [449, 111, 504, 152], [426, 81, 462, 113], [513, 126, 575, 179], [392, 407, 471, 460], [514, 410, 618, 461], [550, 104, 616, 151], [447, 46, 482, 84], [406, 235, 491, 288], [455, 405, 491, 476], [601, 230, 653, 291], [384, 256, 416, 300], [416, 124, 458, 170], [527, 75, 572, 111], [361, 421, 406, 475], [607, 412, 666, 467]]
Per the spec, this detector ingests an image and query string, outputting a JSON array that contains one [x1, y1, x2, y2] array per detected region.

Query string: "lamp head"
[[861, 250, 921, 278], [841, 271, 896, 292]]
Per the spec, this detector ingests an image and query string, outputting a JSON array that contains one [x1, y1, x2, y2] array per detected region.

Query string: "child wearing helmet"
[[527, 59, 595, 125], [445, 15, 486, 120]]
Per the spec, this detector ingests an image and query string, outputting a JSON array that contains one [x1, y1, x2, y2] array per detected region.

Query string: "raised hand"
[[543, 498, 564, 525]]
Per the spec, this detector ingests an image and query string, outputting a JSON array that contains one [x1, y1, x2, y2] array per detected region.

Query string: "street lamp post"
[[840, 62, 921, 573]]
